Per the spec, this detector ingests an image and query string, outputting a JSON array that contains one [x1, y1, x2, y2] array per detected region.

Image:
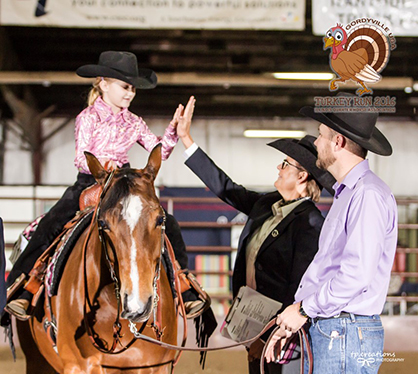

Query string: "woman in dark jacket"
[[176, 96, 335, 374]]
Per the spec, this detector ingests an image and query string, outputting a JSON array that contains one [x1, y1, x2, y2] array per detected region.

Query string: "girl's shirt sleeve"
[[136, 118, 178, 161], [74, 112, 96, 174]]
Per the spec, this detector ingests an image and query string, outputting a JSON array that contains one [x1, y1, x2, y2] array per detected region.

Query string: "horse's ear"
[[144, 144, 162, 180], [84, 151, 108, 184]]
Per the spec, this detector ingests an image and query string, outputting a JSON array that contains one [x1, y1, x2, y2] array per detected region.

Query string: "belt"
[[311, 312, 355, 323]]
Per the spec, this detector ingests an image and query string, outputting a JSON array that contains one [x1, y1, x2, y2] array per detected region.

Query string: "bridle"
[[81, 169, 165, 356]]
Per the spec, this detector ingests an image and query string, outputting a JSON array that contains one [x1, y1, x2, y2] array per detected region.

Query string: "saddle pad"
[[46, 210, 94, 297]]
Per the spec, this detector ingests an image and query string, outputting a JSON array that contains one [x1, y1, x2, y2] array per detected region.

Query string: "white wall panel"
[[2, 117, 417, 196], [3, 121, 32, 184]]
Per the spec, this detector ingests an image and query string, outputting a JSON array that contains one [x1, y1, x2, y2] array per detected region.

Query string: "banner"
[[312, 0, 418, 36], [0, 0, 305, 30]]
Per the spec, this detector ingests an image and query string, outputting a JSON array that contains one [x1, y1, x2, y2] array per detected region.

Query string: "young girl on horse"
[[5, 51, 185, 319]]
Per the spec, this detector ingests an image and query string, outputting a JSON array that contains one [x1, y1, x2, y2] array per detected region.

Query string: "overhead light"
[[272, 72, 335, 80], [407, 97, 418, 106], [405, 86, 413, 94], [244, 130, 307, 138]]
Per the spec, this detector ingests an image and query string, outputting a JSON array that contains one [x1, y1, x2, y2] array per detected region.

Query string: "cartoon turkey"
[[324, 24, 391, 96]]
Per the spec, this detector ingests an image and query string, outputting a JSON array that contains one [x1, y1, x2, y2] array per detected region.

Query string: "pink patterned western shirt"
[[74, 97, 178, 174]]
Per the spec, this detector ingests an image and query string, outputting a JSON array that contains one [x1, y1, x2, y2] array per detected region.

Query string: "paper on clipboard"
[[220, 286, 282, 347]]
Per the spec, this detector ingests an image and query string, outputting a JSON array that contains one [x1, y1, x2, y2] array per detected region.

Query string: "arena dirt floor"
[[1, 316, 417, 373]]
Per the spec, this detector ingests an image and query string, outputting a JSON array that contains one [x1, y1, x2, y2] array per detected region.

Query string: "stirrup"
[[184, 299, 207, 319], [4, 299, 31, 322], [6, 273, 27, 301]]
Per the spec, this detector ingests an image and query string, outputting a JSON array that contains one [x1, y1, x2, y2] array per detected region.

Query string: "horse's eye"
[[155, 215, 165, 228]]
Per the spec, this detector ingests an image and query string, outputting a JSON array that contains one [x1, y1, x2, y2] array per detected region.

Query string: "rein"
[[128, 318, 278, 352], [128, 319, 313, 374], [260, 324, 313, 374]]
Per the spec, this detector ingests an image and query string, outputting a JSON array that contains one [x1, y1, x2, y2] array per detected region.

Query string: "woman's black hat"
[[76, 51, 157, 89], [268, 135, 336, 195], [299, 92, 392, 156]]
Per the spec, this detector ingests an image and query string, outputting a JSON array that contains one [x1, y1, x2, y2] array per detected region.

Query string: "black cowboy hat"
[[268, 135, 336, 195], [299, 92, 392, 156], [76, 51, 157, 89]]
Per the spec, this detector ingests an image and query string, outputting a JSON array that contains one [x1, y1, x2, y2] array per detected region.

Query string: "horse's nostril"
[[146, 295, 153, 311], [122, 293, 130, 312]]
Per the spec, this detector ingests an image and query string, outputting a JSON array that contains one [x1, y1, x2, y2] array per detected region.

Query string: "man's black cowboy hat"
[[76, 51, 157, 89], [268, 135, 336, 195], [299, 92, 392, 156]]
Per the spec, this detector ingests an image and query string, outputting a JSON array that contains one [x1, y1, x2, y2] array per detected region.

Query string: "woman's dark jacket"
[[185, 147, 324, 309]]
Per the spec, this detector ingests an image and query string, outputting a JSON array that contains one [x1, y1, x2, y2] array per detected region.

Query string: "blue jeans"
[[304, 314, 384, 374]]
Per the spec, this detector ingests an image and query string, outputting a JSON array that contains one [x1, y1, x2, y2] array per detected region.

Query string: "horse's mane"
[[101, 169, 144, 214]]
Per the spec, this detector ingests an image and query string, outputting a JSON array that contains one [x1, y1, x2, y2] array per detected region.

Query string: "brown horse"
[[17, 145, 178, 374]]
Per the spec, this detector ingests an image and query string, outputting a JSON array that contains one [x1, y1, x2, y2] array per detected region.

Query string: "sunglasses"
[[281, 159, 305, 172]]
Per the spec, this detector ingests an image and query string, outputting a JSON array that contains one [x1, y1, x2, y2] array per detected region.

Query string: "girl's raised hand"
[[170, 103, 184, 129]]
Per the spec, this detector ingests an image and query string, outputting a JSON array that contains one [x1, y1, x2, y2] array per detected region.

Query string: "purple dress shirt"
[[295, 160, 398, 317], [74, 97, 178, 174]]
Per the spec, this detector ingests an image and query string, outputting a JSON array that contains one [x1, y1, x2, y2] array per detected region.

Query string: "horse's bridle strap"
[[129, 317, 278, 352], [82, 169, 142, 355], [162, 233, 188, 366], [82, 169, 167, 356]]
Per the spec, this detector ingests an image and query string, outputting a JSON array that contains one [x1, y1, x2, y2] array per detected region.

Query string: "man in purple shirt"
[[265, 93, 398, 373]]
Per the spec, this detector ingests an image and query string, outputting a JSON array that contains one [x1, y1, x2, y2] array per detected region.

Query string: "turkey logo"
[[324, 21, 396, 96]]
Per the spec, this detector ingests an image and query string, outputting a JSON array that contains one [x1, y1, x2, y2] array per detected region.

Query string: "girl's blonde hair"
[[87, 77, 103, 106]]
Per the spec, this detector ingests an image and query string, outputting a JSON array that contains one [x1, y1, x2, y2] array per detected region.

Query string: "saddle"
[[3, 209, 95, 321], [6, 183, 210, 322], [79, 183, 102, 211], [5, 186, 102, 320]]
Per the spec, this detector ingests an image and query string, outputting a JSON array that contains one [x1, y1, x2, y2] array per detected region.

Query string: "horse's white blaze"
[[128, 241, 143, 311], [121, 195, 143, 232], [121, 195, 143, 311]]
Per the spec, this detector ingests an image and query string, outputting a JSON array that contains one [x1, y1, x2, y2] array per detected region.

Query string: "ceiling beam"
[[0, 72, 413, 90]]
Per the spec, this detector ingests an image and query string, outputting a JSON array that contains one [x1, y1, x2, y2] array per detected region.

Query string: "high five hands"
[[171, 96, 196, 149]]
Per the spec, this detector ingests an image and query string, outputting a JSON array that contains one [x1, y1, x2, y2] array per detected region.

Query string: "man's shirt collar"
[[333, 159, 370, 198]]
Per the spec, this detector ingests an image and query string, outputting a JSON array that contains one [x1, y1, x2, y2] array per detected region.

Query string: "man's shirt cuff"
[[183, 142, 199, 160]]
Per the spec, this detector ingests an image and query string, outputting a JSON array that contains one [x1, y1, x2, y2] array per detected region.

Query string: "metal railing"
[[1, 194, 418, 311]]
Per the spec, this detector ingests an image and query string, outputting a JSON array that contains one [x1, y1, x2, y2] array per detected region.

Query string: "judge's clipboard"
[[220, 286, 282, 347]]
